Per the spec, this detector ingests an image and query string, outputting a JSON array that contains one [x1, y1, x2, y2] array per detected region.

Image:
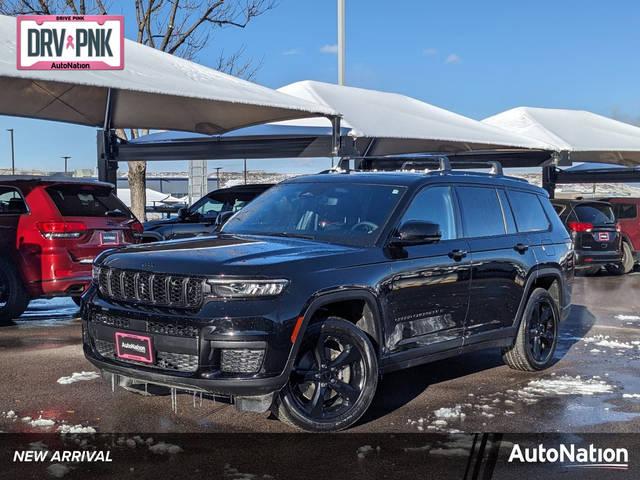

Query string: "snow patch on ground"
[[30, 415, 56, 428], [583, 335, 634, 349], [615, 314, 640, 321], [57, 424, 96, 434], [148, 442, 183, 455], [623, 393, 640, 399], [434, 406, 466, 419], [520, 375, 613, 397], [56, 371, 101, 385], [47, 464, 70, 478]]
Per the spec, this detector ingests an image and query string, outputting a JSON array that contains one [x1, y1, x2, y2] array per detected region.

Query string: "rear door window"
[[506, 190, 550, 232], [574, 203, 615, 225], [456, 186, 506, 238], [46, 185, 132, 218]]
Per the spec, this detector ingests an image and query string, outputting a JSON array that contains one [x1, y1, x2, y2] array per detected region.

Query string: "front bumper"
[[574, 249, 622, 268], [82, 294, 298, 397]]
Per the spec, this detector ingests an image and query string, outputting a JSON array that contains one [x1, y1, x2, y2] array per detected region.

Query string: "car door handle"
[[448, 249, 468, 260], [514, 243, 529, 253]]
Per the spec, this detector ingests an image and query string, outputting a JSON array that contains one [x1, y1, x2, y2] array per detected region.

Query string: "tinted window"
[[507, 190, 550, 232], [574, 203, 615, 225], [0, 186, 27, 215], [457, 186, 505, 237], [223, 183, 406, 246], [400, 186, 456, 240], [46, 185, 132, 218], [190, 197, 224, 217], [613, 203, 637, 220]]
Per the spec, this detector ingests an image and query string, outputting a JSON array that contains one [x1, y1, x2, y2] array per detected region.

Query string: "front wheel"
[[273, 317, 378, 432], [502, 288, 559, 371]]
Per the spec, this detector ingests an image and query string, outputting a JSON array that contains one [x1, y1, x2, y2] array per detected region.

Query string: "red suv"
[[601, 197, 640, 274], [0, 178, 141, 323]]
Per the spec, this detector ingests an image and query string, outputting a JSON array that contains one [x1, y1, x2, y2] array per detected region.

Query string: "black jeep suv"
[[82, 159, 573, 431]]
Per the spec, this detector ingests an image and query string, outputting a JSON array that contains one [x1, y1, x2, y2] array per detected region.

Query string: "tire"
[[605, 242, 634, 275], [502, 288, 559, 371], [0, 257, 30, 324], [273, 317, 378, 432], [583, 266, 601, 276]]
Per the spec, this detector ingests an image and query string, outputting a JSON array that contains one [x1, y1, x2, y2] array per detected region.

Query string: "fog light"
[[220, 349, 265, 374]]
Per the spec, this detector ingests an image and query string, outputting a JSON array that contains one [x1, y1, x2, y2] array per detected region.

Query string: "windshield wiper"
[[262, 232, 316, 240]]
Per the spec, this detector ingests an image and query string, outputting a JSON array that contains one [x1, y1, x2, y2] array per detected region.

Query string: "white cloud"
[[320, 44, 338, 54], [445, 53, 462, 64], [423, 48, 438, 55], [282, 48, 301, 56]]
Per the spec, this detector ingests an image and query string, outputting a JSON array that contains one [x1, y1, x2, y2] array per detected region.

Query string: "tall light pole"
[[6, 129, 15, 175], [337, 0, 346, 85], [62, 156, 71, 174], [244, 159, 247, 185]]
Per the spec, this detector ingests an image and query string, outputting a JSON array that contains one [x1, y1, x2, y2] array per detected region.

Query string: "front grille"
[[97, 267, 204, 309], [94, 339, 198, 372]]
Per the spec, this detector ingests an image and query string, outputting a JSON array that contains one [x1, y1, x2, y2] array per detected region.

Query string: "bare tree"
[[1, 0, 275, 220]]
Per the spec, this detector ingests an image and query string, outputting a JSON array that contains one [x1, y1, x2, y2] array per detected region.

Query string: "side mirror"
[[391, 221, 442, 246], [215, 211, 234, 228], [178, 207, 189, 219]]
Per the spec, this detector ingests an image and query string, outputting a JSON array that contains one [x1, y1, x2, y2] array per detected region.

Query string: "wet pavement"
[[1, 272, 639, 434]]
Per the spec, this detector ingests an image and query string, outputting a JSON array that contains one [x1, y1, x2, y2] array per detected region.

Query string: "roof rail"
[[345, 154, 452, 173], [449, 160, 503, 175]]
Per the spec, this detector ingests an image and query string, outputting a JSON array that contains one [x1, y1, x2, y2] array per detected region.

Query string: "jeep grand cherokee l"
[[82, 161, 573, 431], [0, 178, 141, 323]]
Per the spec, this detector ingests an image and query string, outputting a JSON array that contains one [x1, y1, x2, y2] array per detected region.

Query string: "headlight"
[[206, 279, 289, 299]]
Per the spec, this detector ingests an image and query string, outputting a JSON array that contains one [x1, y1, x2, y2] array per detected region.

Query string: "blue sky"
[[2, 0, 640, 174]]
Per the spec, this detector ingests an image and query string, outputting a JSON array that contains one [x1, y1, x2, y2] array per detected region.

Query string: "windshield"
[[574, 203, 615, 225], [46, 185, 132, 218], [222, 182, 406, 246]]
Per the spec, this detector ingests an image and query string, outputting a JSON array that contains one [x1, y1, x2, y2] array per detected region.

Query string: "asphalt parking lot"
[[1, 272, 639, 434]]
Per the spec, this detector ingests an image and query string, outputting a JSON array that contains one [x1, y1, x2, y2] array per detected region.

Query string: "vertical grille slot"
[[137, 273, 152, 302], [169, 277, 185, 305]]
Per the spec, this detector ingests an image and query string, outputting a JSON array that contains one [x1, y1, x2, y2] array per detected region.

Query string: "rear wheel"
[[273, 317, 378, 432], [0, 258, 30, 324], [502, 288, 559, 371], [606, 242, 634, 275]]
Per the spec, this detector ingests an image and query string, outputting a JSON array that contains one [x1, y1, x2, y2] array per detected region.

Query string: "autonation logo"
[[509, 443, 629, 470]]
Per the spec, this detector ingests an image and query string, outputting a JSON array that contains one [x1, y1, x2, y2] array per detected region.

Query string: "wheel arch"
[[512, 267, 564, 330]]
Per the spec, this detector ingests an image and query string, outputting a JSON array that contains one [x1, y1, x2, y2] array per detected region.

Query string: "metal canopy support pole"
[[330, 116, 341, 157], [98, 88, 119, 188], [542, 166, 558, 199], [337, 0, 346, 85]]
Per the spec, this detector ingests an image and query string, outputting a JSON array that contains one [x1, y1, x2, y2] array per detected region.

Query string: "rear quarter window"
[[507, 190, 550, 232], [46, 185, 132, 218]]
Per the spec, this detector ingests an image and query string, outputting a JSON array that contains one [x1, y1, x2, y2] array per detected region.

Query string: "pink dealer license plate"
[[115, 332, 153, 364], [17, 15, 124, 70]]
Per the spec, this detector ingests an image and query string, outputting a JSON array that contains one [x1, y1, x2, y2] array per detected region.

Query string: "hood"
[[97, 234, 368, 277]]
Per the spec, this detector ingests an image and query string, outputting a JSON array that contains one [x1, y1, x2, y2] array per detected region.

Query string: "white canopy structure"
[[275, 81, 552, 156], [0, 15, 336, 134], [117, 188, 182, 208], [483, 107, 640, 166]]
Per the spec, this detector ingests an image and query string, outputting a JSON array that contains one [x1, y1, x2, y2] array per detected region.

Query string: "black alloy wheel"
[[275, 317, 378, 431], [527, 298, 556, 364]]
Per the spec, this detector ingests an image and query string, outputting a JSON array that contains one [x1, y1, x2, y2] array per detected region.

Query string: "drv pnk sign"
[[17, 15, 124, 70]]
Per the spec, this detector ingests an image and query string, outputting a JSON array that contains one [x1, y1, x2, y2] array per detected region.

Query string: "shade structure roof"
[[483, 107, 640, 166], [274, 81, 552, 156], [0, 15, 336, 134]]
